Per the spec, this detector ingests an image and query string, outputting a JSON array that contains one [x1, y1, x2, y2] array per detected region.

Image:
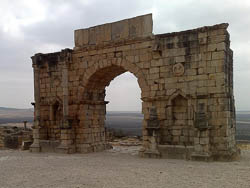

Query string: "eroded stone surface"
[[29, 14, 239, 161], [0, 125, 32, 150], [173, 63, 185, 76]]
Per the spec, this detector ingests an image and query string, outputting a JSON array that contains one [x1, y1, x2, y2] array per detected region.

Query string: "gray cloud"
[[105, 72, 141, 111], [0, 0, 249, 110]]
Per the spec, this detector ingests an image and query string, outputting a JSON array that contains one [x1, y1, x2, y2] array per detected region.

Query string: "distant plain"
[[0, 107, 250, 140]]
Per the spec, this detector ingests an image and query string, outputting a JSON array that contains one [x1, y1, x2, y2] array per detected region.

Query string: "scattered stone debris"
[[0, 125, 33, 150], [108, 136, 142, 155], [237, 140, 250, 150], [109, 136, 142, 147]]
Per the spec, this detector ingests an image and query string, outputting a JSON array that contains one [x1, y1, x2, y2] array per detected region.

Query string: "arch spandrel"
[[79, 60, 150, 98]]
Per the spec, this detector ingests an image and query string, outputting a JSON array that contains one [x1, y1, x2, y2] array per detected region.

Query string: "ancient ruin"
[[0, 125, 32, 150], [30, 14, 239, 161]]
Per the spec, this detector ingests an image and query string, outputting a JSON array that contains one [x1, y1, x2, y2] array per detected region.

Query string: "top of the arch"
[[74, 14, 153, 49]]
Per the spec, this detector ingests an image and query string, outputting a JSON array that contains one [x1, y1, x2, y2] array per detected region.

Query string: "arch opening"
[[76, 64, 145, 153], [105, 72, 143, 138]]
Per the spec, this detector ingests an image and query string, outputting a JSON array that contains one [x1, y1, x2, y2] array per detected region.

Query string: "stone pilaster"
[[56, 49, 76, 153], [56, 129, 76, 154], [191, 129, 212, 161], [61, 49, 71, 129], [62, 60, 70, 128], [140, 106, 161, 158], [30, 58, 41, 152], [191, 102, 212, 161]]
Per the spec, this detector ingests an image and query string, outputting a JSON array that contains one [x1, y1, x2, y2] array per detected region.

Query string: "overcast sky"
[[0, 0, 249, 111]]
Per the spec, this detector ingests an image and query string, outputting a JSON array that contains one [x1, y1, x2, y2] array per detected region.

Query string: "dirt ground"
[[0, 145, 250, 188]]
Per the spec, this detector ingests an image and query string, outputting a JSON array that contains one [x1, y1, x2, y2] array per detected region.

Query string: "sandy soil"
[[0, 146, 250, 188]]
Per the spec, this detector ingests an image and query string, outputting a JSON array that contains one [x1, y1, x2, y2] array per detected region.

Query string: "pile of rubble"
[[109, 136, 142, 146], [237, 140, 250, 150], [0, 125, 33, 150], [107, 136, 142, 155]]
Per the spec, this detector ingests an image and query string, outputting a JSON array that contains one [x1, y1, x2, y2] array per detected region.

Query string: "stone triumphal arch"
[[30, 14, 239, 161]]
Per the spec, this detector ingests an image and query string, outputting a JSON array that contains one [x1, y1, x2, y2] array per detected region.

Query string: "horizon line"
[[1, 106, 250, 112]]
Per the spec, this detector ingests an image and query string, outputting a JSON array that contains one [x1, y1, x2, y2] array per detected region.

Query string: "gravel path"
[[0, 147, 250, 188]]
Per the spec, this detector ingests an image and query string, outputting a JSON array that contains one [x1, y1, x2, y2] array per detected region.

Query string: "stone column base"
[[55, 145, 76, 154], [22, 141, 33, 150], [158, 145, 194, 160], [76, 143, 112, 153], [191, 152, 213, 162], [139, 148, 161, 158], [29, 143, 41, 152], [210, 147, 241, 161], [55, 128, 76, 154]]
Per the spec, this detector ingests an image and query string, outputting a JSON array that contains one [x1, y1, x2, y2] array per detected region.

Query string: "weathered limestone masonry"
[[0, 126, 32, 150], [30, 14, 239, 161]]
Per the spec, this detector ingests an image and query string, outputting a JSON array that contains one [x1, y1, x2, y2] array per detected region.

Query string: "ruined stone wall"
[[0, 126, 32, 149], [30, 14, 238, 160], [0, 127, 4, 148], [150, 25, 237, 159], [34, 52, 64, 140]]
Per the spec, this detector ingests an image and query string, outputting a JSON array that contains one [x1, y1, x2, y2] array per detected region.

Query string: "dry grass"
[[237, 142, 250, 150]]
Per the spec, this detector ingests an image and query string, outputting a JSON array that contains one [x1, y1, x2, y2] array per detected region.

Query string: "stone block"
[[74, 28, 89, 47], [175, 56, 185, 63], [74, 15, 151, 46], [141, 14, 153, 37], [212, 51, 226, 60], [88, 27, 96, 45], [129, 16, 142, 37], [172, 130, 181, 136], [200, 137, 209, 145], [96, 24, 111, 43], [173, 136, 180, 143], [112, 19, 129, 40], [149, 67, 159, 74]]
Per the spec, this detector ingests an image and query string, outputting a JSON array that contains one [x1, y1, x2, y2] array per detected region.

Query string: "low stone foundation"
[[0, 125, 33, 150], [158, 145, 194, 160]]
